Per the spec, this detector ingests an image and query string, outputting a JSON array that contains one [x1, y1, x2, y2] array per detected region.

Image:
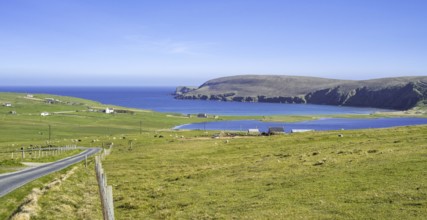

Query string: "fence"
[[95, 144, 115, 220], [0, 145, 79, 160]]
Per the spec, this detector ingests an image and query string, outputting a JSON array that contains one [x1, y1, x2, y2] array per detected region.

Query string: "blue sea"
[[0, 86, 390, 116]]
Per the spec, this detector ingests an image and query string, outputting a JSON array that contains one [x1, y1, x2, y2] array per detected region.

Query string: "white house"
[[247, 128, 260, 135], [104, 108, 114, 114], [26, 94, 34, 98], [40, 112, 50, 116], [291, 129, 314, 133], [3, 102, 12, 107]]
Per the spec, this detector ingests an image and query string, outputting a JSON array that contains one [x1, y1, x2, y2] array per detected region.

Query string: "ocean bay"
[[0, 87, 390, 116]]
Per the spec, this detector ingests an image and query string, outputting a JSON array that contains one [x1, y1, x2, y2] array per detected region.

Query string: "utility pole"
[[48, 124, 51, 144]]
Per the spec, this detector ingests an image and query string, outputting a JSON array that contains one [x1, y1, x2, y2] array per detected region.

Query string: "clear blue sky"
[[1, 0, 426, 86]]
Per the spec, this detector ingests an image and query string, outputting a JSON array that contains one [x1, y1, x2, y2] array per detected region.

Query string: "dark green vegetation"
[[175, 75, 427, 110], [1, 92, 426, 219]]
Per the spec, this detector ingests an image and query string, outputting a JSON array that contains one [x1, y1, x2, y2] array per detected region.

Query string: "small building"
[[3, 102, 12, 107], [291, 129, 314, 133], [268, 127, 285, 135], [45, 98, 56, 104], [187, 114, 192, 118], [197, 113, 208, 118], [9, 111, 17, 115], [26, 94, 34, 98], [247, 128, 260, 135], [104, 108, 114, 114], [40, 112, 50, 116], [115, 109, 134, 114]]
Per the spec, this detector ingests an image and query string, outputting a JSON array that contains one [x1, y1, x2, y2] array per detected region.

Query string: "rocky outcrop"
[[174, 86, 197, 95], [175, 75, 427, 110]]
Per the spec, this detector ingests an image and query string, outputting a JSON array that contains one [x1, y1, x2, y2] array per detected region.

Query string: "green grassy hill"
[[0, 92, 426, 219], [103, 127, 427, 219], [176, 75, 427, 110]]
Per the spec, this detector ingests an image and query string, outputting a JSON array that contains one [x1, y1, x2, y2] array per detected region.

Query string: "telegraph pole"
[[48, 124, 51, 144]]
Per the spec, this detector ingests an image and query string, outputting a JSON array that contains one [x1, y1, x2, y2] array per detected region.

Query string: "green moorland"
[[0, 92, 270, 218], [0, 92, 426, 219]]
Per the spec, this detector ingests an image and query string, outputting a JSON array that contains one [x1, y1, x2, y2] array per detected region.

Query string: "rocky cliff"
[[175, 75, 427, 110]]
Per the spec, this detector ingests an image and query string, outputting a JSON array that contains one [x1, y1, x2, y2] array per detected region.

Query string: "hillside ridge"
[[175, 75, 427, 110]]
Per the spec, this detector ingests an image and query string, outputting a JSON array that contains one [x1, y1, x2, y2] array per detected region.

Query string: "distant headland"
[[175, 75, 427, 110]]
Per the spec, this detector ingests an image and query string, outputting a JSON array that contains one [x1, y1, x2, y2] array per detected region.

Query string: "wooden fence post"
[[95, 148, 115, 220]]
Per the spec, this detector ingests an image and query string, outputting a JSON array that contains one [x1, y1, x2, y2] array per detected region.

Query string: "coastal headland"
[[175, 75, 427, 110]]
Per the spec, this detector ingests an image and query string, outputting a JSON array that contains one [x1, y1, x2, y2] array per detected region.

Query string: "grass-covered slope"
[[176, 75, 427, 110], [1, 92, 426, 219], [104, 127, 427, 219]]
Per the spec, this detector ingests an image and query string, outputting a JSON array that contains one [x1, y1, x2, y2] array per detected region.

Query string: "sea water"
[[0, 87, 390, 116]]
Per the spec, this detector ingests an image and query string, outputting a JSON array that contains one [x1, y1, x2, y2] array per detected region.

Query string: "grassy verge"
[[32, 161, 102, 219], [0, 159, 24, 174], [0, 150, 84, 174], [0, 165, 75, 219]]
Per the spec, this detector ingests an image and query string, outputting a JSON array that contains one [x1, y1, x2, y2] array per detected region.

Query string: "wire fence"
[[0, 145, 79, 160], [95, 144, 115, 220]]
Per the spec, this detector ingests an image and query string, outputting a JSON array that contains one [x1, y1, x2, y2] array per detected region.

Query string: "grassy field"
[[100, 127, 427, 219], [0, 92, 259, 217], [1, 92, 426, 219]]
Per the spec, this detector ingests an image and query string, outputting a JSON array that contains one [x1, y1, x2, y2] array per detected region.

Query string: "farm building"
[[104, 108, 114, 114], [3, 102, 12, 107], [44, 98, 58, 104], [40, 112, 50, 116], [268, 127, 285, 135], [197, 113, 208, 118], [115, 109, 134, 114], [291, 129, 314, 133], [247, 128, 260, 135]]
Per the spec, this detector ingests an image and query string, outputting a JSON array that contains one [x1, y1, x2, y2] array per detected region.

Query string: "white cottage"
[[291, 129, 314, 133], [247, 128, 260, 135], [40, 112, 50, 116], [104, 108, 114, 114]]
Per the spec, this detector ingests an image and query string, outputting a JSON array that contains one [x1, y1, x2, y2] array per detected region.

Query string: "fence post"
[[107, 185, 115, 218], [95, 149, 115, 220]]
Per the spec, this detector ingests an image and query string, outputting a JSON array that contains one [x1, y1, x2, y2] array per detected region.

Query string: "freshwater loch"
[[174, 118, 427, 133]]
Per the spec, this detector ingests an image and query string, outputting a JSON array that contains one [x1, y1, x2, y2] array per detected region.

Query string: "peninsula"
[[175, 75, 427, 110]]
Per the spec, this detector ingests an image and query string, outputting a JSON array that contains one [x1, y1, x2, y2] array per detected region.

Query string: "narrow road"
[[0, 147, 101, 197]]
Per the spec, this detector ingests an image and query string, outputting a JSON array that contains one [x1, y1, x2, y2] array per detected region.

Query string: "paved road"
[[0, 147, 101, 197]]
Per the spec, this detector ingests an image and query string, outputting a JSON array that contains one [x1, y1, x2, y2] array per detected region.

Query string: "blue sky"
[[1, 0, 426, 86]]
